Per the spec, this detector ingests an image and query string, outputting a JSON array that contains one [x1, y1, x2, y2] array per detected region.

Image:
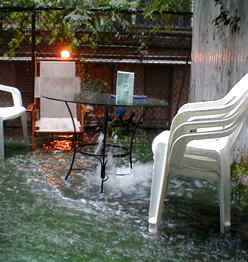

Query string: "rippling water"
[[1, 146, 248, 261]]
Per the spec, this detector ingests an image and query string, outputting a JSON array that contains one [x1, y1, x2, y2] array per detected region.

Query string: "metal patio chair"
[[0, 84, 28, 165], [148, 74, 248, 234]]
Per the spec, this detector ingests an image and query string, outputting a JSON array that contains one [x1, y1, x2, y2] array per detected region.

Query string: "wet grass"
[[4, 140, 31, 158], [1, 128, 248, 261]]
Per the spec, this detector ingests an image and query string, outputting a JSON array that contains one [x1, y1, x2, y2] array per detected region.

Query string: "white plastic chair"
[[148, 74, 248, 234], [0, 84, 28, 165]]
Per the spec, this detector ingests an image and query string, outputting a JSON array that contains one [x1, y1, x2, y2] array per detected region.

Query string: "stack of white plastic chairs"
[[149, 74, 248, 234]]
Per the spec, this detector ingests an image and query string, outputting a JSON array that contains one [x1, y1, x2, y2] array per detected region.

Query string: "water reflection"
[[0, 149, 248, 261]]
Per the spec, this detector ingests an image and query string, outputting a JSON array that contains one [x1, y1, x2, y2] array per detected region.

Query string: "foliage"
[[132, 139, 153, 163], [0, 0, 192, 56], [141, 0, 191, 32], [82, 78, 109, 93], [107, 111, 131, 141], [212, 0, 240, 33], [231, 158, 248, 209], [0, 0, 137, 55], [108, 120, 128, 140]]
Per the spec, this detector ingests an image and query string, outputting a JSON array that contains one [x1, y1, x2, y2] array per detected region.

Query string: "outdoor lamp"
[[61, 49, 70, 59]]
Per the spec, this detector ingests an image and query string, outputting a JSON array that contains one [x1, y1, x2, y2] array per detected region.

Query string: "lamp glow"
[[61, 50, 70, 59]]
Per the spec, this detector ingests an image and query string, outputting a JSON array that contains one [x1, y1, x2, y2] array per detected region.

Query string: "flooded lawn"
[[1, 134, 248, 261]]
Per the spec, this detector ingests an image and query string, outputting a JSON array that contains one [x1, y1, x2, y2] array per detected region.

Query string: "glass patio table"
[[43, 92, 168, 192]]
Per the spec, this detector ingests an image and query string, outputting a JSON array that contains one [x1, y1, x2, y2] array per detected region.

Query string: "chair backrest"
[[35, 61, 81, 120], [175, 74, 248, 126], [168, 74, 248, 167], [0, 84, 23, 107]]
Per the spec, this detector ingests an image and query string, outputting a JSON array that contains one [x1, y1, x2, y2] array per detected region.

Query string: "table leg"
[[64, 101, 77, 181], [100, 106, 109, 192]]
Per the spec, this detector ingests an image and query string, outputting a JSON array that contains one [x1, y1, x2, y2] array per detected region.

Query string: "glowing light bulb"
[[61, 50, 70, 59]]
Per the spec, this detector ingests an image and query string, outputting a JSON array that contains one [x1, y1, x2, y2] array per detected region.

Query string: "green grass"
[[5, 140, 31, 158]]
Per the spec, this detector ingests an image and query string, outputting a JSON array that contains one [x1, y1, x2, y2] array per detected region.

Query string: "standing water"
[[1, 141, 248, 261]]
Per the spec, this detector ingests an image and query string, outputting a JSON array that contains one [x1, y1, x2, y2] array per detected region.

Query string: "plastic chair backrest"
[[168, 73, 248, 149], [0, 84, 23, 107], [177, 74, 248, 115], [169, 93, 248, 167]]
